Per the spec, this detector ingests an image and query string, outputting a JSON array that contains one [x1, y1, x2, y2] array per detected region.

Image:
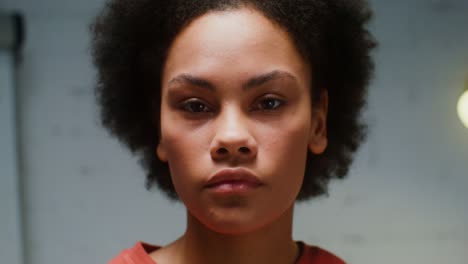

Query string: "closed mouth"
[[204, 167, 263, 189]]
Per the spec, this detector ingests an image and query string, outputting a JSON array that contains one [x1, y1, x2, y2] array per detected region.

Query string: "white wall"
[[0, 0, 467, 263]]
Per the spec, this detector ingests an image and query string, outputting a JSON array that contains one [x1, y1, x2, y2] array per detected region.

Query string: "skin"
[[153, 6, 327, 264]]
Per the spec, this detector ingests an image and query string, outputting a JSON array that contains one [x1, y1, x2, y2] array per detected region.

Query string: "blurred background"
[[1, 0, 467, 263]]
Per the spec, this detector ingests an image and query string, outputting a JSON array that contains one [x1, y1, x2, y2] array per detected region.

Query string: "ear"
[[308, 90, 328, 154], [156, 141, 168, 162]]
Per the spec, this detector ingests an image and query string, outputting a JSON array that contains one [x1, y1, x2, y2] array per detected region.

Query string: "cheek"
[[160, 109, 211, 163], [159, 117, 213, 192], [261, 105, 311, 160], [163, 135, 204, 200], [254, 123, 309, 209], [259, 117, 311, 181]]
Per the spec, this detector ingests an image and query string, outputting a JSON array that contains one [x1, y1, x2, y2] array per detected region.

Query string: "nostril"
[[217, 148, 228, 155], [239, 147, 250, 154]]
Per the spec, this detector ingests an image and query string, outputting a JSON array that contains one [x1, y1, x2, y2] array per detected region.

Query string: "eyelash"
[[178, 98, 212, 113], [253, 97, 285, 111], [177, 96, 285, 114]]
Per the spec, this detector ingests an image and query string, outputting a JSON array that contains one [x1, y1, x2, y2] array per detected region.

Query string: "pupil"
[[264, 100, 274, 109], [194, 102, 204, 112]]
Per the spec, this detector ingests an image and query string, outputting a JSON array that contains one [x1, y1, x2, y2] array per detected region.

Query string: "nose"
[[210, 109, 257, 162]]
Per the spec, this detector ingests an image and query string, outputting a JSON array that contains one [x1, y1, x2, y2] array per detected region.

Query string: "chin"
[[205, 219, 268, 235], [198, 208, 278, 235]]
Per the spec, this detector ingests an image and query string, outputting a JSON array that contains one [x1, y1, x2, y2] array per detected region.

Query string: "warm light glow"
[[458, 89, 468, 128]]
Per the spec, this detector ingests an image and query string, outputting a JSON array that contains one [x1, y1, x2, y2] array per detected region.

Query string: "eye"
[[179, 99, 211, 113], [255, 97, 285, 111]]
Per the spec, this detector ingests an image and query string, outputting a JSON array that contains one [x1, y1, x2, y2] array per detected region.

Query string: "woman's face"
[[158, 7, 327, 234]]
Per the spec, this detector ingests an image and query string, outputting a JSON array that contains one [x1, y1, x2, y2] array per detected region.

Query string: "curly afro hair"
[[91, 0, 376, 201]]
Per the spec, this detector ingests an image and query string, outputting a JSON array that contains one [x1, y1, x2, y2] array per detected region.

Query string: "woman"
[[91, 0, 376, 263]]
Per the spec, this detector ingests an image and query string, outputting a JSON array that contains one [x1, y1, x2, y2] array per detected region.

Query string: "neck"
[[173, 205, 298, 264]]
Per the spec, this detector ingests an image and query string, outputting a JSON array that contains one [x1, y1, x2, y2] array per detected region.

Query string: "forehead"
[[162, 7, 310, 87]]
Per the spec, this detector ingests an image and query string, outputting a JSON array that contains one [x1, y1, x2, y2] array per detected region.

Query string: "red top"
[[109, 241, 345, 264]]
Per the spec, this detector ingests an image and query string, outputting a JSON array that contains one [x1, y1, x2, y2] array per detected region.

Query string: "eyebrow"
[[167, 70, 298, 91]]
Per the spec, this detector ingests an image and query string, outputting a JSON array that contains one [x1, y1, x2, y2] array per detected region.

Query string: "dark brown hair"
[[91, 0, 377, 200]]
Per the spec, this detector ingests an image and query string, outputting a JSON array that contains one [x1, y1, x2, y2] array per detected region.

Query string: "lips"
[[204, 168, 263, 189]]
